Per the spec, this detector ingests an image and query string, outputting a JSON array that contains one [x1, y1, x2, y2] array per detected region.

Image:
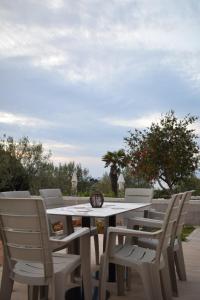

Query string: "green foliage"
[[0, 148, 29, 191], [124, 111, 200, 193], [175, 175, 200, 195], [181, 226, 195, 241], [123, 167, 152, 189], [153, 189, 171, 199], [91, 172, 114, 197]]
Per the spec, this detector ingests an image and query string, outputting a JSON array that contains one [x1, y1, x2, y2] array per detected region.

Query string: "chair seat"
[[109, 244, 162, 268], [13, 253, 81, 285]]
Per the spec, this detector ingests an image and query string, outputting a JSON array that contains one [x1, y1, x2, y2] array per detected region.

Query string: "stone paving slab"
[[0, 229, 200, 300]]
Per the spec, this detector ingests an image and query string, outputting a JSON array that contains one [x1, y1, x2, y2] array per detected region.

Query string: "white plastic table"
[[47, 202, 151, 280], [47, 201, 151, 246], [46, 201, 150, 220], [47, 202, 150, 245]]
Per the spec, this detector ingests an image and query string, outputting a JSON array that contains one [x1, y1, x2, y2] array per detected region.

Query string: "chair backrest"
[[125, 188, 154, 203], [39, 189, 64, 208], [0, 197, 53, 278], [39, 188, 67, 234], [171, 190, 193, 244], [156, 193, 181, 263], [0, 191, 31, 198]]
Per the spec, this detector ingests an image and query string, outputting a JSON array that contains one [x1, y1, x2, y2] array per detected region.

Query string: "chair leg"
[[55, 272, 68, 300], [116, 265, 125, 295], [118, 235, 124, 245], [0, 258, 14, 300], [99, 256, 108, 300], [93, 233, 100, 265], [126, 267, 132, 291], [174, 241, 187, 281], [160, 263, 173, 300], [140, 264, 163, 300], [40, 286, 48, 299], [28, 286, 39, 300], [49, 279, 55, 300], [81, 234, 92, 300], [167, 246, 178, 296]]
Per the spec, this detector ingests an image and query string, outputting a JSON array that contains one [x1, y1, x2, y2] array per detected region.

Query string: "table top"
[[47, 201, 150, 218]]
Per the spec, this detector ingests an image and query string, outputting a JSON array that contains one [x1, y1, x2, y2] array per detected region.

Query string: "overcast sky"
[[0, 0, 200, 177]]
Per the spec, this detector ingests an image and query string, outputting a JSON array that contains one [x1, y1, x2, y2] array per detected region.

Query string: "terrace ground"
[[0, 228, 200, 300]]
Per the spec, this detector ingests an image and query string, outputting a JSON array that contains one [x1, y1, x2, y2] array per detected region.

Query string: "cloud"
[[1, 0, 200, 86], [42, 140, 80, 154], [0, 111, 54, 128], [101, 113, 161, 128], [33, 53, 67, 68], [190, 121, 200, 136], [44, 0, 65, 10]]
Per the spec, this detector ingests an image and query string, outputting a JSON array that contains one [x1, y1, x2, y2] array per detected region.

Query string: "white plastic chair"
[[128, 191, 193, 296], [99, 193, 181, 300], [123, 188, 154, 221], [0, 196, 92, 300], [39, 188, 100, 265], [118, 188, 154, 245]]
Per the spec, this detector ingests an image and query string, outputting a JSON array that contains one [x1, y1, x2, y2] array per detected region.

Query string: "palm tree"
[[102, 149, 127, 196]]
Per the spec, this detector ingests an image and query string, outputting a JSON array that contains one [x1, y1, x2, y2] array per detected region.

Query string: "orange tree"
[[124, 111, 200, 194]]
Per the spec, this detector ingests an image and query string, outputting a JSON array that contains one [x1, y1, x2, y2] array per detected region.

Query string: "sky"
[[0, 0, 200, 178]]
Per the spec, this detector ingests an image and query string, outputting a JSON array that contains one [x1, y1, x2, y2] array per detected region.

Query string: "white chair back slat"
[[5, 230, 44, 247], [0, 197, 37, 214], [1, 215, 40, 231], [0, 191, 31, 198], [125, 188, 154, 203], [8, 246, 44, 262]]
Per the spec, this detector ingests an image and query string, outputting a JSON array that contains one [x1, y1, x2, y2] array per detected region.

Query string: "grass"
[[181, 226, 195, 241]]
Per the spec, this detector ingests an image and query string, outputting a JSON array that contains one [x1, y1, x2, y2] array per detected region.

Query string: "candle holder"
[[89, 191, 104, 208]]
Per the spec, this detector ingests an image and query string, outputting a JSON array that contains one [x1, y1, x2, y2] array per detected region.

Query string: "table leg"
[[82, 216, 91, 228], [66, 216, 80, 255], [108, 216, 116, 283]]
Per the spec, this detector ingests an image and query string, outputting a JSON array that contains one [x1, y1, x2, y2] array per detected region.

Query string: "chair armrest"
[[127, 217, 163, 228], [49, 227, 90, 249], [107, 226, 163, 239]]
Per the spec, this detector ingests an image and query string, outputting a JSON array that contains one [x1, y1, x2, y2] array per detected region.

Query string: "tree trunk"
[[110, 167, 118, 197]]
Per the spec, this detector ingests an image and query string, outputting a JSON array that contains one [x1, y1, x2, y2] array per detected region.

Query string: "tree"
[[0, 135, 51, 193], [176, 174, 200, 195], [123, 167, 151, 189], [91, 172, 113, 196], [0, 135, 95, 195], [124, 111, 200, 194], [102, 149, 128, 196], [0, 148, 29, 191]]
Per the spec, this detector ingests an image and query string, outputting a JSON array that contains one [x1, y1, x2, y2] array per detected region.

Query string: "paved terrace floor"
[[0, 228, 200, 300]]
